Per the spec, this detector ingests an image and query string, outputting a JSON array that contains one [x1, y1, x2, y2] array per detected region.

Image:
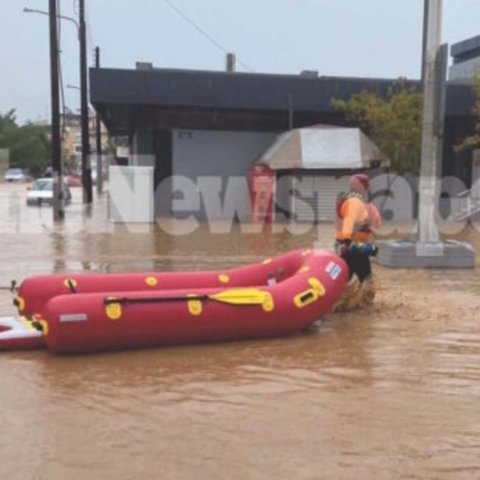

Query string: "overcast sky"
[[1, 0, 480, 124]]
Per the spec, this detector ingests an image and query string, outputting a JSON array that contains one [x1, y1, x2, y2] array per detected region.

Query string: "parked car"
[[42, 167, 83, 187], [65, 172, 82, 187], [4, 168, 31, 182], [26, 178, 72, 206]]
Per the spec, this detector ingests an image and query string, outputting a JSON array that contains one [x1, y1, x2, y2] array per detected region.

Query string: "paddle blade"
[[210, 289, 274, 311]]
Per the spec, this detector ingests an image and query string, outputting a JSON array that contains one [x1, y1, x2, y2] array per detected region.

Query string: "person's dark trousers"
[[342, 249, 372, 283]]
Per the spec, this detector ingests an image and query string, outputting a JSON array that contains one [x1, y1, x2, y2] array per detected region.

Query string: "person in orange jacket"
[[334, 173, 381, 283]]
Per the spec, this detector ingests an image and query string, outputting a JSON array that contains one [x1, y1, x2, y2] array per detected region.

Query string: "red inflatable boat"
[[0, 249, 347, 354]]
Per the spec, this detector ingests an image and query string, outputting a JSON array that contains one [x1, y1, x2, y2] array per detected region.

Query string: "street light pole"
[[79, 0, 92, 204], [25, 5, 89, 207], [24, 7, 79, 33], [48, 0, 64, 221]]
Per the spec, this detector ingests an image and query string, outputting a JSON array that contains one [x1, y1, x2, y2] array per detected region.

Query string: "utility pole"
[[420, 0, 429, 84], [95, 46, 103, 194], [79, 0, 92, 204], [378, 0, 474, 268], [416, 0, 442, 248], [49, 0, 64, 221]]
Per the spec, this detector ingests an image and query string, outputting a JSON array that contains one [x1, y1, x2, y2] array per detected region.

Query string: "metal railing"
[[451, 189, 480, 221]]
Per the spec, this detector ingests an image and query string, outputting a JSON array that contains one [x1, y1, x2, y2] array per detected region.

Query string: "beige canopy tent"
[[254, 125, 388, 222], [256, 124, 388, 170]]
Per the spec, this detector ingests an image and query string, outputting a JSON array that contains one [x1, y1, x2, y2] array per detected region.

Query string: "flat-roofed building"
[[90, 62, 476, 223], [450, 34, 480, 83]]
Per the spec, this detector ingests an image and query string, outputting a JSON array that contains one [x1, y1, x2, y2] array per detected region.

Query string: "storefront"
[[90, 65, 476, 223]]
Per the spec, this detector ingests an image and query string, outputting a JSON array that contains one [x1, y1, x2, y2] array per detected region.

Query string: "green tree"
[[0, 109, 17, 144], [0, 110, 51, 176], [331, 80, 423, 175], [455, 70, 480, 153]]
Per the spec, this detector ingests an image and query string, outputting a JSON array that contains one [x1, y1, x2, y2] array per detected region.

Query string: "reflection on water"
[[1, 183, 480, 480]]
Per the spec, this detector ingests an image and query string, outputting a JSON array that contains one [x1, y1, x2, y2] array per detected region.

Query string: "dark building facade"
[[450, 34, 480, 83], [90, 66, 477, 219]]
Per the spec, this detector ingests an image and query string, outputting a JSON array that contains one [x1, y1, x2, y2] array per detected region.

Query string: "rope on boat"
[[0, 281, 17, 293], [104, 294, 211, 306]]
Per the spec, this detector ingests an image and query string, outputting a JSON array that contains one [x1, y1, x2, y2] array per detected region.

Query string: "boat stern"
[[0, 316, 46, 351]]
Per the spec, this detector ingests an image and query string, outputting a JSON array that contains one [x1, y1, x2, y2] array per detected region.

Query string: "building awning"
[[256, 124, 388, 170], [90, 67, 474, 135]]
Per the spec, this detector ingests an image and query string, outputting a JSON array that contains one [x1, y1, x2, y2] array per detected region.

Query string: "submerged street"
[[1, 183, 479, 479]]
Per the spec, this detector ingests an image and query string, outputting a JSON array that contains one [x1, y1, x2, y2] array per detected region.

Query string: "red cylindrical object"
[[247, 164, 275, 224]]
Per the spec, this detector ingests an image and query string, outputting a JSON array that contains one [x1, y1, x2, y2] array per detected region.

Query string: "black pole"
[[287, 94, 294, 131], [79, 0, 92, 203], [95, 46, 103, 194], [49, 0, 64, 221]]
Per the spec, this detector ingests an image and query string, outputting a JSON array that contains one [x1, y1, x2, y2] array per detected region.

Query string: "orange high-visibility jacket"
[[335, 194, 381, 243]]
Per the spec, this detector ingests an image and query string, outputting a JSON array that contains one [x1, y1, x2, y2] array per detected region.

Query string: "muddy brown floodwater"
[[1, 183, 480, 480]]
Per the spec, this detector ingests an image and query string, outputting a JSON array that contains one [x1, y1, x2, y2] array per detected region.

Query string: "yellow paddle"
[[104, 288, 275, 312]]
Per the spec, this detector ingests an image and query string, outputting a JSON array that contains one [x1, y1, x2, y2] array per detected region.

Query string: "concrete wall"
[[109, 166, 154, 222], [171, 129, 276, 220]]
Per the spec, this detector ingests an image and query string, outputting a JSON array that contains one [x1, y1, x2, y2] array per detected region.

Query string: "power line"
[[161, 0, 254, 72]]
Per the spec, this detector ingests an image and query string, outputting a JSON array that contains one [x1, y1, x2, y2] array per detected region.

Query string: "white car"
[[26, 178, 72, 206], [4, 168, 30, 182]]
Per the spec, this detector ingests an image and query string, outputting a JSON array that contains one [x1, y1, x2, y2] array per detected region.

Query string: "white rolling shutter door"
[[292, 175, 349, 222], [292, 175, 315, 223]]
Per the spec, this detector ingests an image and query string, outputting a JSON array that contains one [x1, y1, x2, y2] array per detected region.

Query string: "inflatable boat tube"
[[3, 249, 347, 354]]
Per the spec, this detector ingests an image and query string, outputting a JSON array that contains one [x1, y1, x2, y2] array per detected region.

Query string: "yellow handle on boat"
[[293, 278, 326, 308], [210, 288, 274, 311]]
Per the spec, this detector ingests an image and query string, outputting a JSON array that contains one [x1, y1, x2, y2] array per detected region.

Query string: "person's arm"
[[337, 198, 360, 240], [368, 202, 382, 230]]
